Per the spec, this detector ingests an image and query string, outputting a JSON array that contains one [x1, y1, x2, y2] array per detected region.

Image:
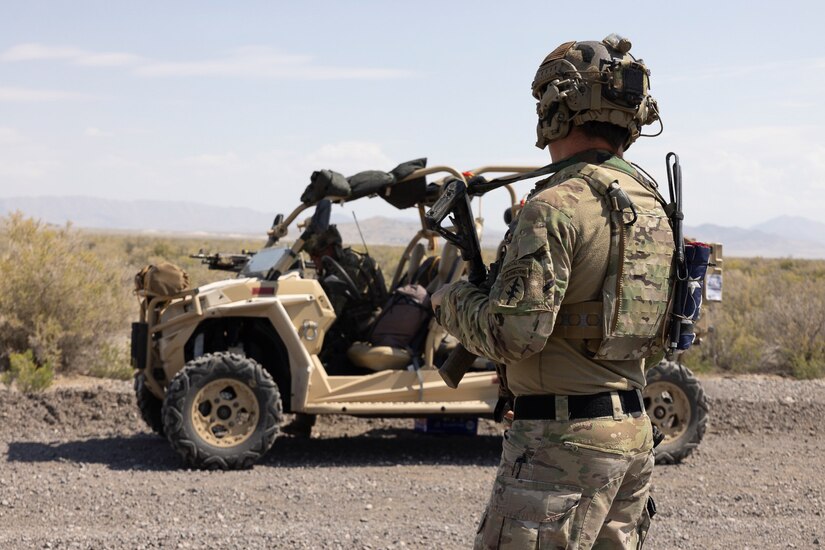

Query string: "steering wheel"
[[321, 256, 361, 299]]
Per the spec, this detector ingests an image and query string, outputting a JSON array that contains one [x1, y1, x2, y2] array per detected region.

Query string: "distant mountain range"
[[0, 196, 277, 236], [686, 217, 825, 259], [2, 196, 824, 258]]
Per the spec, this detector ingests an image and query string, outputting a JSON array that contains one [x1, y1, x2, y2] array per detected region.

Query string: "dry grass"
[[682, 258, 825, 379]]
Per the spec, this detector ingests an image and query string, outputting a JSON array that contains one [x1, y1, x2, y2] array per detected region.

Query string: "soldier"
[[432, 34, 672, 548]]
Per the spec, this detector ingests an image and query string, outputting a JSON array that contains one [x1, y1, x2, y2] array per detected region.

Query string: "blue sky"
[[2, 1, 824, 233]]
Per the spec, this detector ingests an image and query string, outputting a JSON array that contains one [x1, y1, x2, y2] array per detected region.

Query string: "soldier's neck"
[[549, 130, 623, 163]]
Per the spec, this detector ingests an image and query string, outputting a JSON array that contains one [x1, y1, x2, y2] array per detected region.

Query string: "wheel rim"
[[190, 378, 259, 448], [644, 381, 692, 443]]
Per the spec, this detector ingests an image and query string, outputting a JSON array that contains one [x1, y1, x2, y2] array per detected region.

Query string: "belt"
[[513, 390, 643, 421]]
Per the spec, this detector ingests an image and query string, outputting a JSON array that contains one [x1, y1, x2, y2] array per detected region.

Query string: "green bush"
[[698, 257, 825, 378], [1, 350, 54, 393], [765, 283, 825, 379], [87, 341, 134, 380], [0, 213, 130, 371]]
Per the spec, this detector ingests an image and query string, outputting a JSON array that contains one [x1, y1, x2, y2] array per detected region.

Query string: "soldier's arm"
[[437, 199, 574, 364]]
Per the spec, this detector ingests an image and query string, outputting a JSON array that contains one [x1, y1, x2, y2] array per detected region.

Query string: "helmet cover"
[[532, 33, 659, 150]]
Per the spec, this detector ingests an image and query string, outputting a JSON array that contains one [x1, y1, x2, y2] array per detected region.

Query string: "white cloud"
[[0, 127, 27, 145], [84, 127, 114, 138], [0, 43, 84, 61], [134, 46, 412, 80], [661, 57, 825, 83], [179, 152, 249, 171], [0, 42, 142, 66], [175, 141, 395, 183], [0, 161, 48, 180], [0, 87, 94, 102], [76, 52, 144, 67], [0, 42, 411, 80], [778, 99, 816, 110], [803, 145, 825, 191], [641, 124, 825, 227], [152, 141, 400, 221], [0, 158, 57, 179], [304, 141, 395, 169]]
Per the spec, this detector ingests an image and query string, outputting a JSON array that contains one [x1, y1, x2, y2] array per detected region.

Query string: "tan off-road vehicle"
[[131, 160, 720, 469]]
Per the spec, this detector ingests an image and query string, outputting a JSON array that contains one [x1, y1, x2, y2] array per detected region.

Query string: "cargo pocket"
[[480, 475, 581, 549]]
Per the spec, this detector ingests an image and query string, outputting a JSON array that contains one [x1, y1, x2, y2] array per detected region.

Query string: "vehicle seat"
[[346, 342, 412, 371], [407, 243, 425, 283], [395, 242, 440, 290], [421, 219, 483, 368], [425, 243, 462, 293], [347, 243, 461, 372]]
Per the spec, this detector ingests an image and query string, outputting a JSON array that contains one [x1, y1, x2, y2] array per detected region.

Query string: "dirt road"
[[1, 375, 823, 549]]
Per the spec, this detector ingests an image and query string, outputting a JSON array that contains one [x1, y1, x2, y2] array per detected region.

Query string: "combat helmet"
[[532, 33, 659, 150]]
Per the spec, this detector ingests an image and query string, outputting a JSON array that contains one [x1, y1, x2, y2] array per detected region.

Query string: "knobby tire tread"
[[162, 352, 283, 470], [134, 372, 165, 436], [647, 360, 708, 465]]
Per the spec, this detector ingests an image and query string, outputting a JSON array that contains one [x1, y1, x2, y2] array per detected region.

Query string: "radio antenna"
[[352, 211, 370, 256]]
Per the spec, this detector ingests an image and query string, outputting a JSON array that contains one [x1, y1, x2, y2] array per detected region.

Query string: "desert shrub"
[[108, 234, 265, 287], [0, 213, 130, 371], [87, 341, 133, 380], [763, 279, 825, 379], [696, 258, 825, 378], [1, 350, 54, 393]]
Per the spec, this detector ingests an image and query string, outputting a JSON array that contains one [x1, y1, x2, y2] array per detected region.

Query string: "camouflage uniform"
[[438, 151, 671, 549]]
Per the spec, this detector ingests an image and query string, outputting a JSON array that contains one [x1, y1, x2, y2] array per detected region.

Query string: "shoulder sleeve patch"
[[489, 200, 560, 314]]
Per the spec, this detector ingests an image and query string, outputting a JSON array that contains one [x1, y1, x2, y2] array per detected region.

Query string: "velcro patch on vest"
[[533, 42, 577, 92], [545, 41, 576, 63]]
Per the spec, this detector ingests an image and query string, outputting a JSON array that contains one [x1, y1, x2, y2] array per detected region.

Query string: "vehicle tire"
[[162, 352, 283, 470], [134, 372, 165, 436], [644, 360, 708, 465]]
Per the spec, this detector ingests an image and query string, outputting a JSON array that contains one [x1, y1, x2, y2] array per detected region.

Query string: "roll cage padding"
[[299, 158, 429, 208]]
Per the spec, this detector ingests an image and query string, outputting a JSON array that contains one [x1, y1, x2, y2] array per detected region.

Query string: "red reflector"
[[252, 287, 275, 296], [462, 171, 475, 178]]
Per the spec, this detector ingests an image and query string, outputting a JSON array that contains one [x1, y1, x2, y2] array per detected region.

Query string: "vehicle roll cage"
[[266, 164, 539, 248]]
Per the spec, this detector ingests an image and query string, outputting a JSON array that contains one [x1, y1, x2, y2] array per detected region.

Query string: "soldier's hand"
[[430, 284, 450, 311]]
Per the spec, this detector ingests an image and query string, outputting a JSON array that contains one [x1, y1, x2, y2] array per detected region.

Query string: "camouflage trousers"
[[474, 406, 654, 549]]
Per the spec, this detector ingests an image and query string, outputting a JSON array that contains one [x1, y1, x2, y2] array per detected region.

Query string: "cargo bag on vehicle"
[[134, 262, 190, 296], [347, 283, 432, 371], [370, 284, 432, 349]]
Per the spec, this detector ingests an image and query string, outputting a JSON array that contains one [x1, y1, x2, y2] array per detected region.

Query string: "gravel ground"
[[1, 374, 823, 549]]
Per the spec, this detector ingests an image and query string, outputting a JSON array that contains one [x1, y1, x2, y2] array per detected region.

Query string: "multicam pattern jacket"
[[438, 151, 673, 395]]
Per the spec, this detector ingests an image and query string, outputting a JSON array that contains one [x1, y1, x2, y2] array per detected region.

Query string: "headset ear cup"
[[536, 120, 548, 149], [535, 102, 560, 150]]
